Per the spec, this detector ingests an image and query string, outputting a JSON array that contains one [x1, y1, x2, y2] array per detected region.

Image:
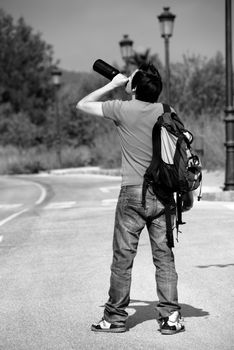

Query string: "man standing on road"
[[76, 64, 185, 335]]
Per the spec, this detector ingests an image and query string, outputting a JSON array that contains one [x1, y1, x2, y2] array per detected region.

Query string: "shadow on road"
[[126, 299, 209, 329]]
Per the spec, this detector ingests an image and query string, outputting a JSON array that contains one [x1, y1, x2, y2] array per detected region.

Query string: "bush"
[[60, 145, 93, 168], [183, 112, 225, 170], [0, 146, 48, 174], [0, 112, 226, 175], [92, 130, 121, 169], [0, 145, 94, 174]]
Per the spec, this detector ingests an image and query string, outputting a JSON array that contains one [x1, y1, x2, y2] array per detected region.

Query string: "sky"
[[0, 0, 233, 72]]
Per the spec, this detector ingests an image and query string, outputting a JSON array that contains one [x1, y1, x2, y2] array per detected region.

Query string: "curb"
[[43, 167, 234, 202], [46, 167, 121, 177]]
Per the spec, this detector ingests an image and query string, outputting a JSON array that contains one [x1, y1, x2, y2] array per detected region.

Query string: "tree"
[[170, 52, 225, 118], [128, 48, 163, 76], [59, 71, 122, 148], [0, 9, 56, 130]]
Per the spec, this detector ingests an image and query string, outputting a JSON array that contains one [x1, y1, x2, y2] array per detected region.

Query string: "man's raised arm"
[[76, 73, 128, 117]]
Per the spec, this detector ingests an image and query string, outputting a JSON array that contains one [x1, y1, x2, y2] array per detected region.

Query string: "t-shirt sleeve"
[[102, 100, 123, 124]]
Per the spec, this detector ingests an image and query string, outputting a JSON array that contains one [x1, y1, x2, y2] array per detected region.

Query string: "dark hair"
[[131, 63, 162, 103]]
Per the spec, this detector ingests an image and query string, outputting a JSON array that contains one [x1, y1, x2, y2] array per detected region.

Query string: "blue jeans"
[[104, 185, 180, 325]]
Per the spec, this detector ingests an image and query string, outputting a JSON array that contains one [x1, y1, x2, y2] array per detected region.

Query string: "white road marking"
[[102, 199, 118, 206], [74, 206, 116, 213], [44, 201, 77, 209], [0, 204, 22, 209], [129, 302, 149, 306], [0, 236, 3, 243], [0, 180, 46, 227], [0, 180, 47, 227], [15, 178, 47, 205], [222, 203, 234, 211], [0, 208, 28, 227], [99, 186, 120, 193], [35, 182, 47, 205], [43, 203, 117, 212]]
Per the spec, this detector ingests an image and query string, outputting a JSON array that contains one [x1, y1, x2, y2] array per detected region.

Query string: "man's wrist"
[[106, 80, 117, 90]]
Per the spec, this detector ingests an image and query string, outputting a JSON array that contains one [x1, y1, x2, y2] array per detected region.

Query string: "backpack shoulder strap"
[[162, 103, 171, 113], [162, 104, 186, 134], [147, 103, 173, 172], [142, 104, 166, 208]]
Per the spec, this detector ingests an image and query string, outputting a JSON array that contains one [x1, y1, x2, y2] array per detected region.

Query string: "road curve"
[[0, 176, 47, 227]]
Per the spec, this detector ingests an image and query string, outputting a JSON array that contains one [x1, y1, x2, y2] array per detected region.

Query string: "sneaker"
[[160, 313, 185, 335], [91, 318, 126, 333]]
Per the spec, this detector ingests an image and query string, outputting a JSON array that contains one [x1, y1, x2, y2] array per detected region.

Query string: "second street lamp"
[[51, 67, 62, 168], [224, 0, 234, 190], [157, 7, 176, 104], [119, 34, 134, 75]]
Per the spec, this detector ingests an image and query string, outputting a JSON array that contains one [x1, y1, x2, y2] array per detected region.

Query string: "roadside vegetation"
[[0, 9, 226, 174]]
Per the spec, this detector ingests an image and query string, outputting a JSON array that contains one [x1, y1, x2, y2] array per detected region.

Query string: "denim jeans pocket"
[[126, 193, 143, 212]]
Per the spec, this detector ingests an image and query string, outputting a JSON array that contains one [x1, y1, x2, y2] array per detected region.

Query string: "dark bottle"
[[93, 59, 120, 80]]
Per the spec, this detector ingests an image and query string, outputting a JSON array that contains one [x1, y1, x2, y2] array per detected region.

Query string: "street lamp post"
[[51, 67, 62, 168], [224, 0, 234, 190], [157, 7, 176, 104], [119, 34, 134, 75]]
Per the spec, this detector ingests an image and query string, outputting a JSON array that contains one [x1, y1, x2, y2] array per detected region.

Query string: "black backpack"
[[142, 104, 202, 248]]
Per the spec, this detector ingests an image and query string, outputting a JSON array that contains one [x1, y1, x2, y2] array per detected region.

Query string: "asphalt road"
[[0, 174, 233, 350]]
